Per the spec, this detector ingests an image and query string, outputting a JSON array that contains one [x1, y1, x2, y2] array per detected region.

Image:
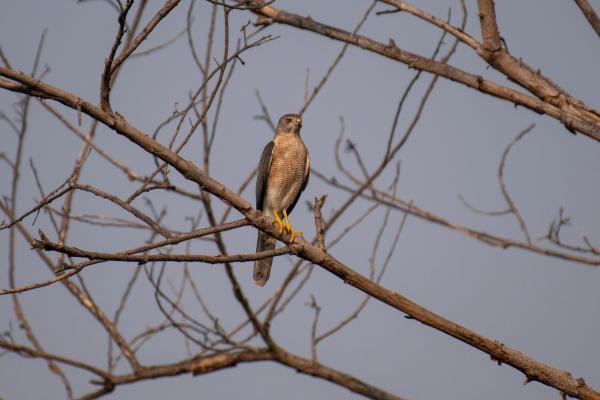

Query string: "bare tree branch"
[[246, 1, 600, 141], [32, 237, 292, 264], [1, 66, 597, 399], [111, 0, 181, 73], [574, 0, 600, 38], [498, 124, 535, 244], [2, 2, 599, 399]]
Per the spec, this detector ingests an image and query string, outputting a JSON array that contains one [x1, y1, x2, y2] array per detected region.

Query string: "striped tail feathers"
[[253, 231, 276, 286]]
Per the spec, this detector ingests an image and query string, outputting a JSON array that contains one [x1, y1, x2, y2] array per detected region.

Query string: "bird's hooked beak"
[[295, 116, 302, 128]]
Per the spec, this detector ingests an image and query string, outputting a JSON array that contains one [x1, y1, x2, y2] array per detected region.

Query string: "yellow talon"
[[272, 210, 284, 234], [282, 209, 301, 242], [289, 229, 301, 242], [282, 209, 292, 233]]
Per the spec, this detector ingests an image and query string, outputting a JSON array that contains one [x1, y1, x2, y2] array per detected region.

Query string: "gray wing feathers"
[[254, 141, 275, 286], [256, 141, 274, 210]]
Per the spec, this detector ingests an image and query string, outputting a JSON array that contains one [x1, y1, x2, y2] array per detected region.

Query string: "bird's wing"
[[256, 141, 275, 210], [287, 154, 310, 214]]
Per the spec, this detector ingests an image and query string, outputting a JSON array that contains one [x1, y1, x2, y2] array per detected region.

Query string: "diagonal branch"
[[0, 201, 141, 372], [378, 0, 480, 51], [273, 349, 405, 400], [574, 0, 600, 39], [111, 0, 181, 73], [0, 341, 110, 379], [315, 170, 600, 266], [72, 183, 173, 238], [379, 0, 600, 139], [244, 2, 600, 142], [0, 68, 598, 399]]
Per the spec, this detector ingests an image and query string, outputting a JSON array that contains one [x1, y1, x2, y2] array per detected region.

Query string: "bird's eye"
[[284, 118, 292, 124]]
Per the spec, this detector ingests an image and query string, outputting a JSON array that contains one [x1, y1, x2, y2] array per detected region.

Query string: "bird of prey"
[[253, 113, 310, 286]]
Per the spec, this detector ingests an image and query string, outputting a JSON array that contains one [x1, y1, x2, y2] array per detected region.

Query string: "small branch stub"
[[313, 195, 327, 251]]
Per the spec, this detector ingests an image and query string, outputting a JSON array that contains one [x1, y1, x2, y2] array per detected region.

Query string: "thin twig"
[[498, 124, 535, 244]]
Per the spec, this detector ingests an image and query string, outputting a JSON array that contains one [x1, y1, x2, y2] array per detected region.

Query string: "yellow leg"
[[282, 209, 301, 242], [282, 209, 292, 232], [272, 209, 284, 234]]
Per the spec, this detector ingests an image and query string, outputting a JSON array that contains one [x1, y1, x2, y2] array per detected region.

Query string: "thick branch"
[[246, 3, 600, 141], [91, 347, 405, 400], [292, 242, 599, 400], [0, 68, 598, 399], [476, 0, 502, 51], [574, 0, 600, 38]]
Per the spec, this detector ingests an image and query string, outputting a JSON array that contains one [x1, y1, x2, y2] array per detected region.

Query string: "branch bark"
[[476, 0, 502, 51], [574, 0, 600, 38], [0, 68, 597, 399], [32, 237, 291, 264], [246, 2, 600, 142]]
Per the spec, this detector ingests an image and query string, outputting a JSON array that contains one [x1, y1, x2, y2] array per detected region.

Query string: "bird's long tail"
[[253, 231, 275, 286]]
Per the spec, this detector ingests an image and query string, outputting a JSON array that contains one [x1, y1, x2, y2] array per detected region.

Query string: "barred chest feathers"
[[264, 134, 308, 211]]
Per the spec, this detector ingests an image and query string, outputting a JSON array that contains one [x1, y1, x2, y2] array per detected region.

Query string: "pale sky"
[[1, 1, 599, 399]]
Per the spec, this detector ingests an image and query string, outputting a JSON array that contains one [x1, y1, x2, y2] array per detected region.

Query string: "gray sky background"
[[1, 0, 599, 399]]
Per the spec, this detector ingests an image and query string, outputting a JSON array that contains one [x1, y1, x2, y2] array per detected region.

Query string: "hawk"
[[253, 114, 310, 286]]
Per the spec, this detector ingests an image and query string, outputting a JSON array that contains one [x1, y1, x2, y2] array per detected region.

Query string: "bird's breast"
[[264, 135, 308, 211]]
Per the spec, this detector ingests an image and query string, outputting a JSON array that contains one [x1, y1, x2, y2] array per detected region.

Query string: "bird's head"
[[276, 113, 302, 135]]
